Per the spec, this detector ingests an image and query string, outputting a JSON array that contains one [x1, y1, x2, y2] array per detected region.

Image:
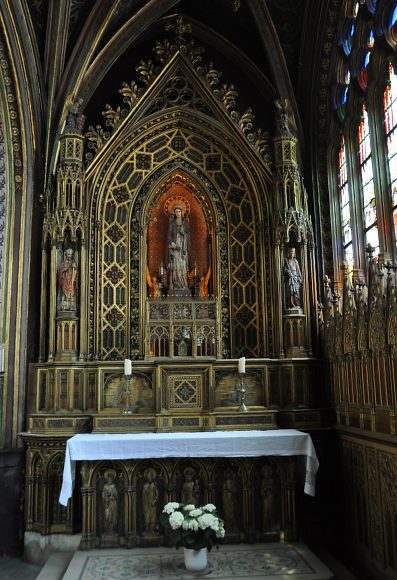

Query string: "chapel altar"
[[19, 18, 329, 559]]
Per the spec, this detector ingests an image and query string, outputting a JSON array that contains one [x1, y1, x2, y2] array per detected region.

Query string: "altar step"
[[36, 543, 336, 579]]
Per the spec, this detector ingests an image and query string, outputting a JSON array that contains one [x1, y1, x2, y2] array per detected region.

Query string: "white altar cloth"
[[59, 429, 319, 506]]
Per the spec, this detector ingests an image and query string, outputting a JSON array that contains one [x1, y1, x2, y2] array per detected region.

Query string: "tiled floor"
[[62, 543, 333, 580], [0, 543, 366, 580], [0, 555, 41, 580]]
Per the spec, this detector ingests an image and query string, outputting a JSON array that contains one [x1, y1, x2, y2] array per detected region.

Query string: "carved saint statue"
[[168, 205, 190, 293], [222, 476, 237, 530], [275, 98, 294, 138], [66, 97, 85, 131], [58, 248, 78, 311], [142, 467, 159, 535], [102, 469, 118, 533], [260, 465, 274, 530], [181, 467, 200, 506], [283, 247, 302, 309]]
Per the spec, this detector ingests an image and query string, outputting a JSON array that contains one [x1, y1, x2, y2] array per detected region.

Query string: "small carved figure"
[[146, 266, 160, 298], [102, 469, 118, 533], [168, 205, 190, 291], [284, 247, 302, 308], [58, 248, 78, 311], [66, 97, 85, 130], [142, 467, 159, 534], [274, 98, 294, 137], [222, 476, 236, 530], [199, 266, 211, 298], [260, 465, 274, 530], [181, 467, 200, 506]]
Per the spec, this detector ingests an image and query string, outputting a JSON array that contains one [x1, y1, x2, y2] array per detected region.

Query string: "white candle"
[[124, 358, 132, 376], [238, 357, 245, 374]]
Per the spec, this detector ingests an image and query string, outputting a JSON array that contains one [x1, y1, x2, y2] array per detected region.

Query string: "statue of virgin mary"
[[167, 204, 190, 295]]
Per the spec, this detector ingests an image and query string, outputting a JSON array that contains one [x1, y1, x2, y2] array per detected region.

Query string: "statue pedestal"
[[282, 311, 307, 358], [168, 288, 192, 297]]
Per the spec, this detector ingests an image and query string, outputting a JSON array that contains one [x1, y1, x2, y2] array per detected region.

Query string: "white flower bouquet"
[[160, 502, 225, 551]]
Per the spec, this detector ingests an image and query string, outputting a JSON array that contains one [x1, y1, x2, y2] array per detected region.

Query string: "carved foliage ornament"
[[85, 16, 270, 165]]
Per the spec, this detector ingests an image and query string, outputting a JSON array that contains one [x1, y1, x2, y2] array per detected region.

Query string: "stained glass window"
[[391, 6, 397, 27], [358, 103, 379, 254], [384, 63, 397, 240], [338, 135, 353, 270]]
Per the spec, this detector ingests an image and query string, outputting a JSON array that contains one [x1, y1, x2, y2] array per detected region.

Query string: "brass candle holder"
[[236, 371, 248, 412]]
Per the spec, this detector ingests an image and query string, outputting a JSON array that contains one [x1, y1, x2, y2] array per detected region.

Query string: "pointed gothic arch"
[[86, 108, 273, 360]]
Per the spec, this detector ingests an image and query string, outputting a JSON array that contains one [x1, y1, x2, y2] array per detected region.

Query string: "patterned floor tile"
[[63, 544, 333, 580]]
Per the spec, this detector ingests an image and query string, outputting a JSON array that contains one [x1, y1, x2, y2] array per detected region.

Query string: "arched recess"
[[135, 163, 227, 359], [144, 171, 213, 293], [86, 107, 273, 361]]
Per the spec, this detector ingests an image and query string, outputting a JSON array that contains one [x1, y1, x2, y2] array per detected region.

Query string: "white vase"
[[184, 546, 208, 572]]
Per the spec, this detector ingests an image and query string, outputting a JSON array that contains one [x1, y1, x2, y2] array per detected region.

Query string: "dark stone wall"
[[0, 449, 24, 555]]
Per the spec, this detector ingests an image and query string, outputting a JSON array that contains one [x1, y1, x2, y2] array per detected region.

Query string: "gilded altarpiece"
[[22, 21, 324, 554]]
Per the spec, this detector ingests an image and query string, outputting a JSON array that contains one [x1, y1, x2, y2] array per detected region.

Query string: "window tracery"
[[383, 63, 397, 237], [358, 103, 378, 254], [332, 0, 397, 275], [338, 134, 353, 270]]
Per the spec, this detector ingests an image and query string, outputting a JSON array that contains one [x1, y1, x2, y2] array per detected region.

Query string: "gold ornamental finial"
[[164, 15, 192, 41]]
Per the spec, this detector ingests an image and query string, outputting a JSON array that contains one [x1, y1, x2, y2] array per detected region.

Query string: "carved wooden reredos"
[[36, 16, 318, 412], [82, 41, 276, 362], [23, 17, 323, 546]]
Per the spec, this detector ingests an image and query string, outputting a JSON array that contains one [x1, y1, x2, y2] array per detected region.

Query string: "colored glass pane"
[[384, 63, 397, 241], [391, 6, 397, 27], [339, 136, 353, 259], [358, 104, 379, 253], [343, 21, 355, 55]]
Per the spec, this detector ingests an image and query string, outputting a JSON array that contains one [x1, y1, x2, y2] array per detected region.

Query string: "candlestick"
[[236, 372, 248, 412], [238, 356, 245, 374], [124, 358, 132, 376], [122, 375, 135, 415]]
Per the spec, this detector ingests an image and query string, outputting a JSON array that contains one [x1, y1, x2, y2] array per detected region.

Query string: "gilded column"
[[39, 242, 48, 362], [48, 242, 58, 361], [79, 240, 87, 360], [273, 99, 315, 358], [53, 100, 86, 362]]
